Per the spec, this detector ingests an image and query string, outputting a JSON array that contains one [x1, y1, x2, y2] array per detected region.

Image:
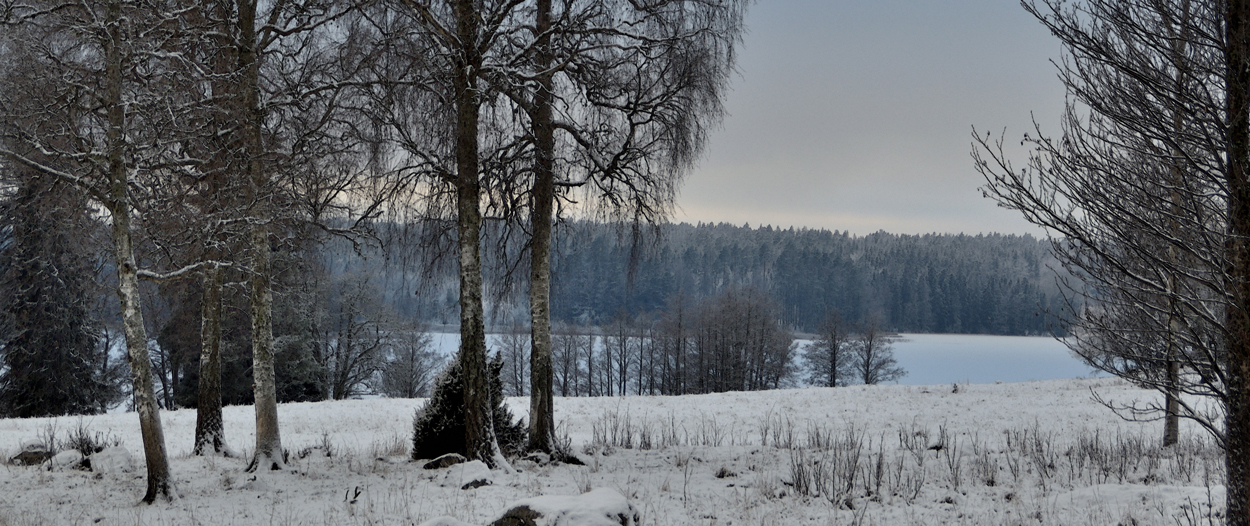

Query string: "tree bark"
[[452, 0, 495, 467], [1227, 0, 1250, 521], [528, 0, 556, 455], [105, 0, 173, 502], [194, 266, 226, 455], [237, 0, 283, 472]]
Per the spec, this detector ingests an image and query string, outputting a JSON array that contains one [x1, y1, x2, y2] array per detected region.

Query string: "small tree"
[[551, 322, 589, 397], [802, 310, 855, 388], [851, 317, 906, 385], [319, 273, 392, 400], [379, 325, 442, 398], [411, 354, 525, 461], [494, 325, 530, 397]]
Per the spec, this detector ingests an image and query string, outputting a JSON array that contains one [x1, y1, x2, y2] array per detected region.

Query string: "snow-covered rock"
[[89, 447, 134, 474], [423, 452, 467, 470], [436, 460, 492, 489], [489, 487, 639, 526], [9, 440, 52, 465], [50, 450, 84, 470]]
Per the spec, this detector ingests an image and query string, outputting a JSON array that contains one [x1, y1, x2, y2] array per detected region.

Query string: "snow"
[[88, 446, 134, 474], [49, 450, 83, 470], [490, 487, 639, 525], [0, 377, 1226, 525], [432, 460, 493, 488]]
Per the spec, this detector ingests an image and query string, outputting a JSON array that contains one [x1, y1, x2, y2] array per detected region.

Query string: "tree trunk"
[[248, 220, 283, 470], [1226, 0, 1250, 521], [527, 0, 556, 454], [112, 209, 175, 503], [194, 266, 225, 455], [238, 0, 283, 472], [452, 0, 496, 467], [105, 0, 172, 502]]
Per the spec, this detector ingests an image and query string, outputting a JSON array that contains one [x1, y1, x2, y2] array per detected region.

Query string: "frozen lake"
[[433, 330, 1100, 387], [888, 333, 1100, 386]]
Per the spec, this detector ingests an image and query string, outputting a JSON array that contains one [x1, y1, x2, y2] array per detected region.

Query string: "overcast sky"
[[674, 0, 1068, 236]]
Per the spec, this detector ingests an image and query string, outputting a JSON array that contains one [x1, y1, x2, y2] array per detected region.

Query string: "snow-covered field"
[[0, 378, 1226, 525]]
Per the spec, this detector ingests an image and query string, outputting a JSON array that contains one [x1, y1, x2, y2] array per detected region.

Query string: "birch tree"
[[488, 0, 748, 453], [973, 0, 1250, 519], [208, 0, 397, 471], [375, 0, 525, 467], [850, 317, 905, 385], [0, 0, 188, 503]]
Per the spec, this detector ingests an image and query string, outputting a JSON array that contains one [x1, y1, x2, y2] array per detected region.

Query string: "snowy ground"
[[0, 378, 1226, 525]]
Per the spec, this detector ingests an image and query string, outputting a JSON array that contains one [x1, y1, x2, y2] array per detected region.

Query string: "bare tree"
[[377, 0, 530, 467], [604, 313, 636, 396], [498, 0, 748, 452], [850, 317, 905, 385], [318, 272, 393, 400], [678, 286, 795, 394], [971, 4, 1250, 510], [217, 0, 395, 472], [379, 324, 442, 398], [802, 310, 855, 388], [551, 322, 589, 397], [0, 0, 187, 503], [494, 324, 531, 396]]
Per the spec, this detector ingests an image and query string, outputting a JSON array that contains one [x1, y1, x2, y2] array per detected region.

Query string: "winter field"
[[0, 376, 1226, 526]]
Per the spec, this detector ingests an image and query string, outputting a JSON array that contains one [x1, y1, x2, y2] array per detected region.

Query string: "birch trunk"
[[453, 0, 495, 467], [527, 0, 556, 455], [248, 220, 283, 470], [236, 0, 283, 472], [194, 266, 226, 455], [104, 0, 172, 502]]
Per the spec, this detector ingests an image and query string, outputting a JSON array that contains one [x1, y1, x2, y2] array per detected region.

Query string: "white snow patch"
[[0, 378, 1228, 525], [416, 517, 478, 526], [50, 449, 83, 470], [435, 459, 492, 488], [89, 446, 133, 474], [500, 487, 638, 526]]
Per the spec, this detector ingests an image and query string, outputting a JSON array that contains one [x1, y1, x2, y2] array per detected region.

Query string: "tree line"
[[499, 287, 905, 399], [304, 221, 1070, 336], [547, 222, 1067, 335]]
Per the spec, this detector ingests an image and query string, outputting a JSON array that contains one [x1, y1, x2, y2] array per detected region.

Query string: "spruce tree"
[[0, 174, 104, 417]]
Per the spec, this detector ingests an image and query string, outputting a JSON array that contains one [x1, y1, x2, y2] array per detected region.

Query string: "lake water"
[[431, 331, 1101, 387]]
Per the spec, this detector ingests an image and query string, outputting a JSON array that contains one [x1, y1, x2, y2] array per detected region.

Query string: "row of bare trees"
[[499, 286, 797, 398], [0, 0, 744, 500]]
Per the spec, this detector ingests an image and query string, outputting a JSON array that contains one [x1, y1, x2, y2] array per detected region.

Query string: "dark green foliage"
[[312, 222, 1064, 338], [172, 240, 329, 407], [412, 354, 526, 461], [0, 175, 111, 417], [153, 280, 202, 409], [550, 223, 1068, 335]]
